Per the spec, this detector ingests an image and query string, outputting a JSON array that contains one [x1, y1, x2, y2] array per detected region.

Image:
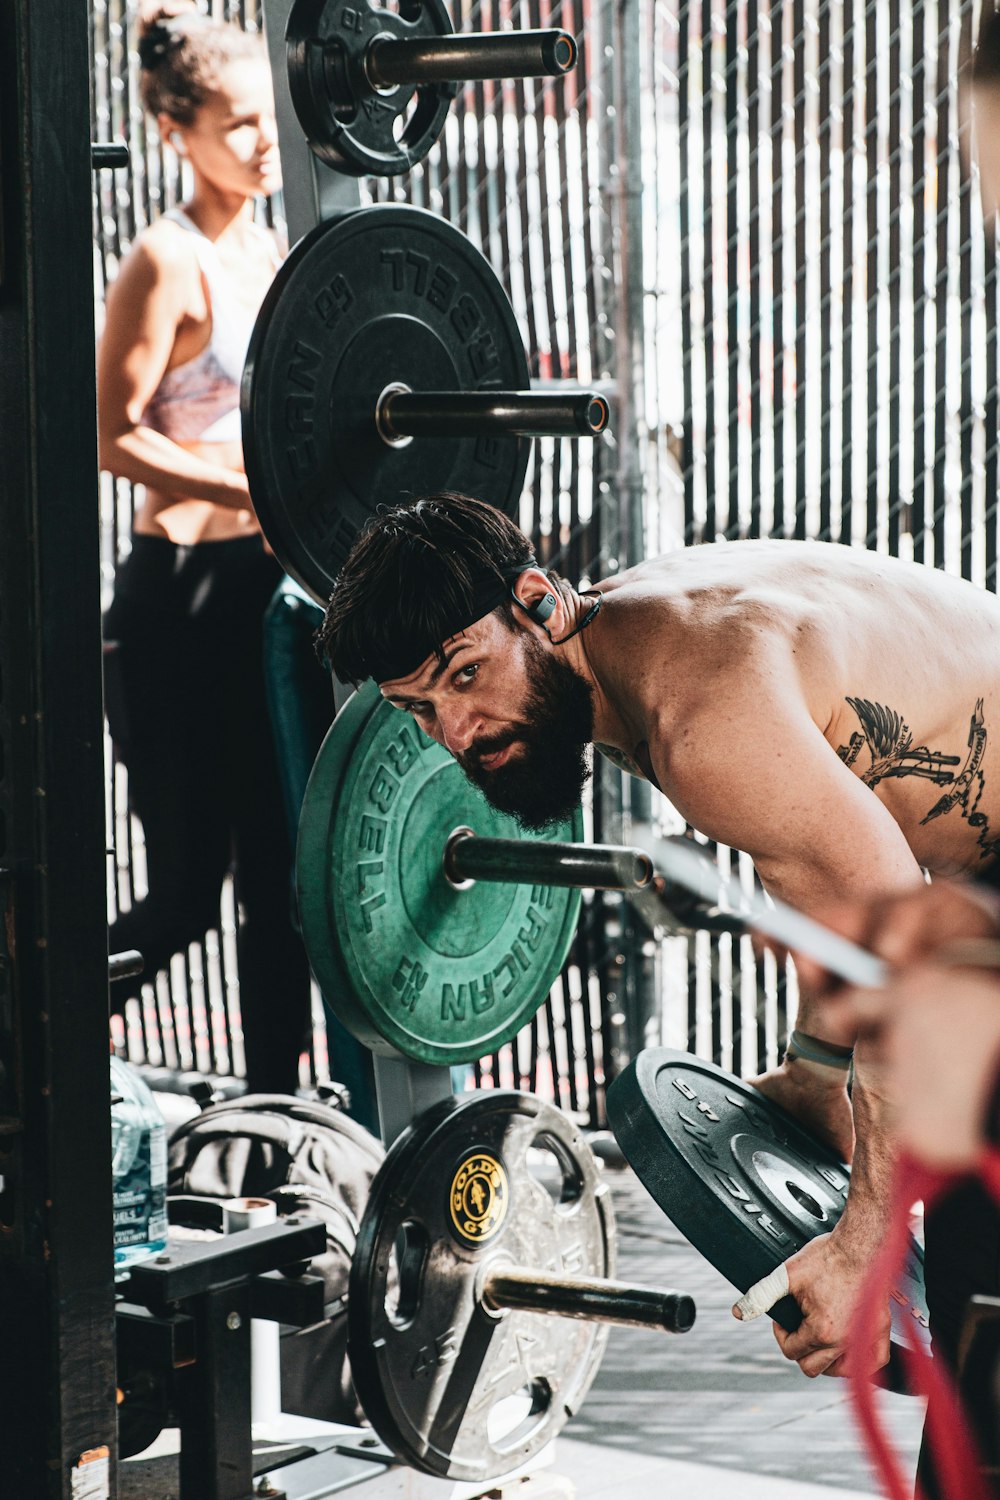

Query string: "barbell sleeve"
[[444, 829, 653, 891], [109, 949, 144, 983], [366, 30, 577, 90], [481, 1268, 696, 1333], [91, 142, 130, 170], [377, 389, 609, 440]]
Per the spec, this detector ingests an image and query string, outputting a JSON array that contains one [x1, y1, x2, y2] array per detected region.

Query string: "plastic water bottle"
[[110, 1055, 168, 1275]]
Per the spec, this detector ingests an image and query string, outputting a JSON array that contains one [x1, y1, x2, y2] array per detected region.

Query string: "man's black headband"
[[370, 561, 538, 683]]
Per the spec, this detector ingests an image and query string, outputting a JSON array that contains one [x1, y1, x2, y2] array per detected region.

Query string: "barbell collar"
[[444, 829, 653, 891], [480, 1268, 696, 1334], [365, 29, 578, 90], [377, 388, 609, 441]]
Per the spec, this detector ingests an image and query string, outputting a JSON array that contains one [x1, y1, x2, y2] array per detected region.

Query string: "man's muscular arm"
[[649, 638, 923, 1377]]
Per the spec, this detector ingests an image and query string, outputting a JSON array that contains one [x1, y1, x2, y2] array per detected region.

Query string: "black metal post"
[[770, 0, 786, 537], [912, 0, 927, 564], [933, 2, 950, 568], [175, 1284, 254, 1500], [444, 830, 653, 891], [377, 388, 610, 440], [725, 0, 739, 538], [959, 1, 974, 584], [793, 0, 806, 540], [839, 0, 856, 547], [818, 0, 832, 541], [0, 1, 117, 1494], [481, 1268, 697, 1333], [887, 0, 902, 558], [679, 0, 695, 543], [702, 0, 717, 539], [366, 29, 577, 88]]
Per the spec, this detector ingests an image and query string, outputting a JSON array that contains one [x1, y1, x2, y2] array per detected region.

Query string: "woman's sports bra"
[[142, 207, 280, 445]]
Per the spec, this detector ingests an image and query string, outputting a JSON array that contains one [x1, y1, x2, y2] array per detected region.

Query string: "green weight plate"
[[297, 682, 583, 1065], [348, 1090, 613, 1482], [607, 1049, 930, 1389]]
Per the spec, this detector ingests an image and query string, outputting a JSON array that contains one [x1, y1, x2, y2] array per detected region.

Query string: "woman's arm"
[[97, 231, 252, 509]]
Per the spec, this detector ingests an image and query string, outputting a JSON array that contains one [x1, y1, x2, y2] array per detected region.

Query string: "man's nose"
[[437, 703, 483, 756]]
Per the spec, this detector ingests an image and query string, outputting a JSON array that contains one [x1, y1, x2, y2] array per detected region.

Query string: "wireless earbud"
[[525, 591, 558, 625], [170, 130, 187, 154], [510, 585, 558, 627]]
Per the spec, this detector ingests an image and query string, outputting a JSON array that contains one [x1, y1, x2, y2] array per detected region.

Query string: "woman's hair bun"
[[136, 2, 201, 69], [135, 1, 261, 120]]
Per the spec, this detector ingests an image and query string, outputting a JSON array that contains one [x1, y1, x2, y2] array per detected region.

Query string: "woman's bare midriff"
[[133, 437, 260, 544]]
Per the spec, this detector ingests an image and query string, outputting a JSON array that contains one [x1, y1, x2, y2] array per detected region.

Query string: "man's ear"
[[510, 569, 560, 631]]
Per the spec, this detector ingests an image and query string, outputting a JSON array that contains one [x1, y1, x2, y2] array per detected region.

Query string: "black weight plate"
[[348, 1090, 614, 1482], [287, 0, 455, 177], [606, 1049, 930, 1365], [242, 205, 531, 605]]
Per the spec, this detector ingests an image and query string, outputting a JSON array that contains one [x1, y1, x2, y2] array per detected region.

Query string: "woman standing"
[[100, 4, 310, 1093]]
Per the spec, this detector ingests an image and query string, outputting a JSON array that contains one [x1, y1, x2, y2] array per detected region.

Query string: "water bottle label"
[[113, 1129, 167, 1250]]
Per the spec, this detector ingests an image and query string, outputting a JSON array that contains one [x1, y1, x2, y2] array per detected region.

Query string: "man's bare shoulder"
[[600, 538, 1000, 686], [599, 543, 834, 666], [604, 536, 1000, 613]]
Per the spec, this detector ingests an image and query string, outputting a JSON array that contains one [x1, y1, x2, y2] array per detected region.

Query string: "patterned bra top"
[[142, 207, 280, 445]]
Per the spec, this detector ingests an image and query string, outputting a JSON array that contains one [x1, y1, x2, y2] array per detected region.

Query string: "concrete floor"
[[556, 1165, 923, 1497], [121, 1160, 924, 1499]]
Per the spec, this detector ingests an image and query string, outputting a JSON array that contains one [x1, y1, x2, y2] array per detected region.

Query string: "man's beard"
[[457, 639, 595, 831]]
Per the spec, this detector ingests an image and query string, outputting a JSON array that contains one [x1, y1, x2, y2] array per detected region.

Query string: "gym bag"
[[166, 1092, 384, 1422]]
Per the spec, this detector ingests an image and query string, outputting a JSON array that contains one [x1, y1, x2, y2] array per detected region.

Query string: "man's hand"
[[750, 1060, 855, 1163], [732, 1232, 890, 1381]]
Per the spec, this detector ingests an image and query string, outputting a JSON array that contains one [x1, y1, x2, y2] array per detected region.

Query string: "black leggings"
[[105, 533, 311, 1095]]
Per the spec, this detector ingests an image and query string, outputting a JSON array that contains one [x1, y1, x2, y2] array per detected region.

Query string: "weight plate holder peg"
[[296, 681, 584, 1066], [606, 1049, 931, 1381], [348, 1089, 696, 1483], [286, 0, 578, 178]]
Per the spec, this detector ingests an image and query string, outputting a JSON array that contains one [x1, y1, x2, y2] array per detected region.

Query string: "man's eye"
[[455, 663, 479, 685]]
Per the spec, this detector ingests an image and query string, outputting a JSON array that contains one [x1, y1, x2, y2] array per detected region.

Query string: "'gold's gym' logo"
[[449, 1152, 509, 1244]]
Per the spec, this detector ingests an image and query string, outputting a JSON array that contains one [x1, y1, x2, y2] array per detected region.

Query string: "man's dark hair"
[[317, 493, 536, 684]]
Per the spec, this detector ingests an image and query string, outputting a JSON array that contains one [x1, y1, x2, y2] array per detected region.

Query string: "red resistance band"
[[848, 1149, 1000, 1500]]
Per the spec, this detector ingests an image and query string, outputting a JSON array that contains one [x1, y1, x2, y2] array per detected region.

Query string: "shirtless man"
[[317, 491, 1000, 1388]]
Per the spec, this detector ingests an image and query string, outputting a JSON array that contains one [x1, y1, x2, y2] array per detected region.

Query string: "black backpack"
[[166, 1093, 384, 1423]]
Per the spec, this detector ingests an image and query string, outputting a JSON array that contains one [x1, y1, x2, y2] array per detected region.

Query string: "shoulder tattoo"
[[837, 695, 1000, 862]]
